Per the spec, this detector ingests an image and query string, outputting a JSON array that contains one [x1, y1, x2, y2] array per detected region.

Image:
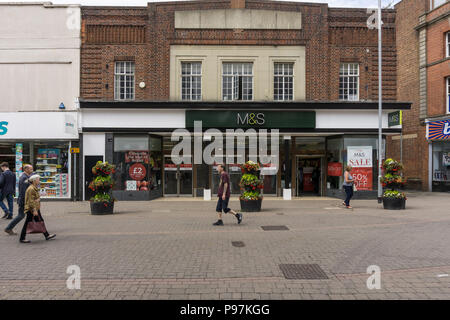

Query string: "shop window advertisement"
[[35, 148, 69, 198], [125, 151, 150, 191], [347, 146, 373, 191], [327, 162, 342, 177], [15, 143, 23, 197]]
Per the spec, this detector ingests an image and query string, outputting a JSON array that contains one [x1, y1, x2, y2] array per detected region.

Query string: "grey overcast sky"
[[0, 0, 401, 9]]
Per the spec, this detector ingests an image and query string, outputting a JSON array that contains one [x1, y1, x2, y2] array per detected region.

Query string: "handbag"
[[353, 184, 357, 192], [26, 215, 47, 234]]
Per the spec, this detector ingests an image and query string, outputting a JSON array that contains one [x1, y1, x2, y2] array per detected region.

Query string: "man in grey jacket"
[[4, 164, 33, 235]]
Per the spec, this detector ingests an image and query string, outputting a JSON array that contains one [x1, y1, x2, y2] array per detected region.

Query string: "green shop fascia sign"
[[186, 110, 316, 129]]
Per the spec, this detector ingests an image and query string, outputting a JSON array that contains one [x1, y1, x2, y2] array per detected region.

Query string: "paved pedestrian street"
[[1, 192, 450, 300]]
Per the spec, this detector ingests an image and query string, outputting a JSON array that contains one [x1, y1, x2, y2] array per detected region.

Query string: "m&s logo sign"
[[236, 112, 265, 126], [0, 122, 8, 136]]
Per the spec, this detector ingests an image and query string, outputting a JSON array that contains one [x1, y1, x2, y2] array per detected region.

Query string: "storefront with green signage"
[[80, 101, 409, 200]]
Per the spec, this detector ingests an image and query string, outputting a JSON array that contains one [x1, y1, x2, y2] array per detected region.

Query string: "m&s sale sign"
[[347, 146, 373, 191]]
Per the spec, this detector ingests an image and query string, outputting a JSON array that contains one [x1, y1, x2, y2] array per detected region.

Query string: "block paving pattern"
[[1, 192, 450, 300]]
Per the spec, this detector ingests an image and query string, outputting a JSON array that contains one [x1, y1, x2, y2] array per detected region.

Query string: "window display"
[[34, 144, 69, 198], [432, 142, 450, 184], [326, 136, 384, 191], [113, 135, 162, 193]]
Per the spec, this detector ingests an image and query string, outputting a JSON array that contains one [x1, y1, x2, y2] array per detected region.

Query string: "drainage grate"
[[276, 212, 284, 215], [279, 264, 329, 280], [261, 225, 289, 231], [232, 241, 245, 247]]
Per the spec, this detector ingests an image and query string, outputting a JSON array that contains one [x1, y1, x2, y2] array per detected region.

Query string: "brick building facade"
[[389, 0, 450, 191], [78, 0, 409, 201], [80, 0, 398, 102]]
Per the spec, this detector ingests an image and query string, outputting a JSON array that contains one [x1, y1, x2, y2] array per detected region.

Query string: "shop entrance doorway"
[[296, 157, 322, 196], [163, 156, 193, 196], [211, 164, 241, 196]]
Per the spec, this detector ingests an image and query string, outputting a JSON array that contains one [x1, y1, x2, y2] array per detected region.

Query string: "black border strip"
[[79, 100, 411, 110], [82, 127, 402, 134]]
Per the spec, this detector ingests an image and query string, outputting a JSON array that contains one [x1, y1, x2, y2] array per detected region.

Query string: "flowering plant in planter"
[[89, 161, 116, 215], [383, 190, 407, 200], [239, 161, 263, 212], [92, 161, 115, 176], [380, 173, 406, 188], [240, 160, 260, 174], [381, 158, 406, 210], [382, 158, 404, 173]]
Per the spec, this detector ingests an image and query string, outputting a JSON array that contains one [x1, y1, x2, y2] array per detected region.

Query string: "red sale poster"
[[327, 162, 342, 177], [129, 163, 147, 181], [347, 146, 373, 191], [351, 167, 373, 191]]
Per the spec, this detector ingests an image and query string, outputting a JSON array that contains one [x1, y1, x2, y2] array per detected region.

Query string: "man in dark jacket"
[[0, 162, 17, 220], [4, 164, 33, 235]]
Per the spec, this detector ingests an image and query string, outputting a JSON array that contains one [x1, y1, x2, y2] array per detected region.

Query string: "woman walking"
[[342, 165, 354, 209], [19, 175, 55, 243]]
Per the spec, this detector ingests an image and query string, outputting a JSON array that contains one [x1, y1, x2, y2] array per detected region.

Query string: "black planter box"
[[382, 198, 406, 210], [240, 198, 262, 212], [90, 201, 114, 215]]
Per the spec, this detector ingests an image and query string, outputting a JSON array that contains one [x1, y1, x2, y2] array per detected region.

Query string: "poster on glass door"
[[347, 146, 373, 191]]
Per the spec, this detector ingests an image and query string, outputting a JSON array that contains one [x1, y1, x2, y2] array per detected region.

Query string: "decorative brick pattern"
[[80, 0, 398, 102]]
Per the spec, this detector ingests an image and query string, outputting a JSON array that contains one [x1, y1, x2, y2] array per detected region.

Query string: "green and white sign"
[[388, 111, 402, 127], [186, 111, 315, 129]]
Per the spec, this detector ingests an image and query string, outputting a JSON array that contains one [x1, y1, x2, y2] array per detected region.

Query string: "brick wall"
[[80, 0, 397, 102], [388, 0, 428, 190], [427, 15, 450, 117]]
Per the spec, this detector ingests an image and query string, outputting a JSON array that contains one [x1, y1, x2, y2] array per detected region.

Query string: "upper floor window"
[[447, 77, 450, 114], [114, 61, 135, 101], [430, 0, 447, 10], [339, 63, 359, 101], [274, 63, 294, 101], [181, 62, 202, 101], [222, 62, 253, 101], [446, 32, 450, 58]]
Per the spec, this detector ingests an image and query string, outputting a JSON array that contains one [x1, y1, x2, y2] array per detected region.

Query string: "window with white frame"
[[222, 62, 253, 101], [339, 63, 359, 101], [447, 77, 450, 114], [446, 32, 450, 58], [430, 0, 447, 10], [181, 62, 202, 101], [274, 63, 294, 101], [114, 61, 135, 101]]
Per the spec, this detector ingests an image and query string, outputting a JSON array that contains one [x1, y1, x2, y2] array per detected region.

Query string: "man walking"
[[213, 164, 242, 226], [5, 164, 33, 235], [0, 162, 16, 220]]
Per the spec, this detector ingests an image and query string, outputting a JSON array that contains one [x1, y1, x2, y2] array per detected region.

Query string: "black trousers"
[[20, 210, 49, 241]]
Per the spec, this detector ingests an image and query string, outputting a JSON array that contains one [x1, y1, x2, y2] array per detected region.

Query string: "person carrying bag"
[[342, 165, 355, 209], [19, 174, 55, 244]]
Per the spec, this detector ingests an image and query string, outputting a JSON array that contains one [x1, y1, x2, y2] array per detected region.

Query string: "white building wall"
[[316, 110, 390, 130], [0, 3, 80, 112]]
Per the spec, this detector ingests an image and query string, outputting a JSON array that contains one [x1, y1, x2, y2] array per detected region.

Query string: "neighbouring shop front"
[[80, 101, 409, 201], [427, 118, 450, 192], [0, 112, 79, 199]]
